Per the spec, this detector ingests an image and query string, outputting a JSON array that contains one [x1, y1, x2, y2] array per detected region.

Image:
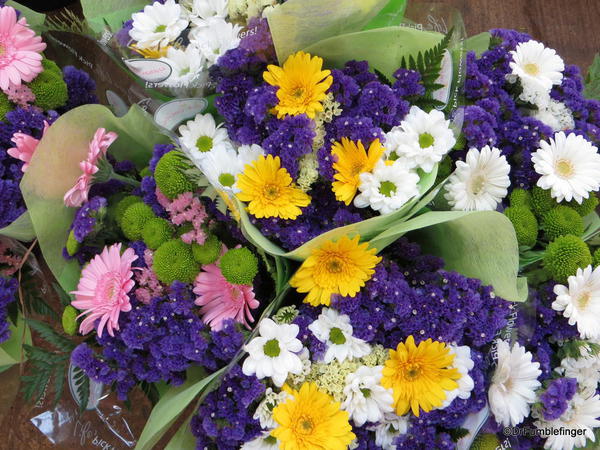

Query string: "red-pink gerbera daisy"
[[63, 128, 118, 207], [0, 6, 46, 90], [7, 120, 48, 172], [193, 262, 259, 331], [71, 243, 138, 337]]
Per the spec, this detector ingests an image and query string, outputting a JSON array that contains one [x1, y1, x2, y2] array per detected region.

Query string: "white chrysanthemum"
[[198, 146, 243, 193], [228, 0, 278, 22], [535, 392, 600, 450], [188, 18, 241, 64], [308, 308, 371, 364], [371, 413, 409, 450], [186, 0, 228, 27], [384, 106, 456, 173], [489, 340, 541, 427], [441, 345, 475, 408], [531, 132, 600, 203], [444, 145, 511, 211], [353, 160, 420, 215], [553, 265, 600, 340], [237, 144, 265, 168], [253, 387, 291, 429], [341, 365, 394, 426], [510, 40, 564, 95], [129, 0, 189, 49], [242, 318, 304, 387], [560, 354, 600, 396], [240, 432, 280, 450], [532, 99, 575, 132], [178, 113, 233, 162], [159, 45, 205, 87]]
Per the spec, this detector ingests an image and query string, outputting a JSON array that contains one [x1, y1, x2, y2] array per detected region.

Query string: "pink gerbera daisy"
[[193, 263, 259, 331], [7, 120, 48, 172], [63, 128, 118, 207], [71, 243, 138, 337], [0, 6, 46, 90]]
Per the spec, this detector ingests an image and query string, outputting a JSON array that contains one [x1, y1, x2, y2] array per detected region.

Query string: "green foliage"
[[110, 195, 142, 227], [584, 53, 600, 101], [21, 319, 76, 407], [509, 188, 532, 208], [504, 206, 538, 247], [142, 217, 174, 250], [154, 152, 195, 199], [593, 248, 600, 268], [61, 306, 78, 336], [219, 247, 259, 285], [192, 234, 222, 265], [400, 28, 453, 110], [153, 239, 200, 285], [530, 186, 557, 218], [566, 194, 599, 218], [65, 229, 80, 256], [544, 235, 592, 283], [71, 365, 90, 412], [0, 91, 12, 121], [28, 59, 69, 111], [120, 202, 156, 241], [557, 340, 600, 361], [542, 206, 584, 240], [470, 433, 501, 450]]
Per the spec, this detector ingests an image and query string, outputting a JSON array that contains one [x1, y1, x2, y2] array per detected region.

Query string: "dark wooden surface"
[[3, 1, 600, 449]]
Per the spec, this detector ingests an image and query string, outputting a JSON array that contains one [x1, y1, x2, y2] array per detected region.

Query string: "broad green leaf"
[[465, 32, 491, 56], [583, 212, 600, 242], [81, 0, 148, 34], [584, 54, 600, 101], [363, 0, 407, 30], [6, 1, 46, 32], [20, 104, 170, 293], [135, 366, 224, 450], [164, 413, 196, 450], [410, 211, 525, 302], [0, 212, 35, 241], [302, 26, 443, 80], [235, 166, 439, 261], [0, 313, 32, 368], [266, 0, 389, 62]]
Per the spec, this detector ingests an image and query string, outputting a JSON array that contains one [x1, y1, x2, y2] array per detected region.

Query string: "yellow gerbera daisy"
[[381, 335, 461, 417], [263, 51, 333, 119], [272, 382, 355, 450], [236, 154, 311, 219], [290, 234, 382, 306], [331, 138, 385, 205]]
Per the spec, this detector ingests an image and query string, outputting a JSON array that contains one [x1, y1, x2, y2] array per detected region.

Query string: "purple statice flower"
[[129, 240, 147, 269], [461, 105, 497, 149], [354, 80, 403, 128], [0, 179, 25, 228], [393, 68, 426, 98], [61, 66, 98, 111], [141, 176, 166, 216], [262, 114, 315, 177], [394, 422, 454, 449], [330, 69, 360, 108], [245, 84, 277, 124], [70, 196, 107, 242], [191, 364, 265, 449], [540, 377, 577, 421], [0, 276, 17, 343], [238, 17, 276, 62], [342, 60, 378, 87]]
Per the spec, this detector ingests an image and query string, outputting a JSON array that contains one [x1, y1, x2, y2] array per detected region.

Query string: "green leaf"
[[134, 366, 225, 450], [20, 104, 170, 293], [584, 53, 600, 101], [6, 1, 46, 32], [465, 32, 491, 56], [0, 313, 31, 367], [583, 211, 600, 242], [0, 212, 35, 241], [80, 0, 148, 34], [410, 211, 525, 302], [164, 413, 196, 450], [362, 0, 407, 30], [73, 365, 90, 412], [26, 319, 74, 352]]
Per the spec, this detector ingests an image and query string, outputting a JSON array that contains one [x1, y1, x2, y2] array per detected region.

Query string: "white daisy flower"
[[559, 354, 600, 397], [240, 432, 280, 450], [384, 106, 456, 173], [535, 392, 600, 450], [129, 0, 189, 50], [553, 266, 600, 341], [489, 340, 541, 427], [341, 365, 394, 426], [237, 144, 265, 169], [531, 99, 575, 132], [509, 40, 565, 95], [444, 145, 511, 211], [253, 388, 291, 429], [354, 160, 420, 215], [159, 45, 205, 87], [242, 318, 304, 387], [188, 18, 241, 65], [186, 0, 228, 27], [308, 308, 371, 364], [371, 413, 409, 450], [531, 132, 600, 203], [441, 345, 475, 408], [198, 146, 243, 193], [178, 113, 233, 163]]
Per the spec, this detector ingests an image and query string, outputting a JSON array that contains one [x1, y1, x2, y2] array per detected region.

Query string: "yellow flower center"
[[298, 415, 314, 433], [263, 183, 281, 200], [555, 158, 574, 178], [578, 291, 591, 310], [325, 256, 344, 273], [292, 87, 305, 99], [405, 363, 422, 380], [470, 174, 487, 195], [524, 63, 540, 76]]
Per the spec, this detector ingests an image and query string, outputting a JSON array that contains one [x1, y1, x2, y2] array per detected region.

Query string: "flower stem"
[[111, 173, 140, 188]]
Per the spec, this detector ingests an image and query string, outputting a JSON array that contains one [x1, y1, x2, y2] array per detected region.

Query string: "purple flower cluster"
[[463, 28, 600, 189], [71, 283, 245, 400], [61, 66, 99, 111], [540, 377, 577, 421], [0, 276, 17, 343], [191, 365, 265, 449], [70, 196, 107, 242]]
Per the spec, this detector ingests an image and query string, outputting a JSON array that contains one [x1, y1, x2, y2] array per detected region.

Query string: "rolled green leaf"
[[0, 212, 35, 242], [0, 313, 32, 373], [80, 0, 148, 34]]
